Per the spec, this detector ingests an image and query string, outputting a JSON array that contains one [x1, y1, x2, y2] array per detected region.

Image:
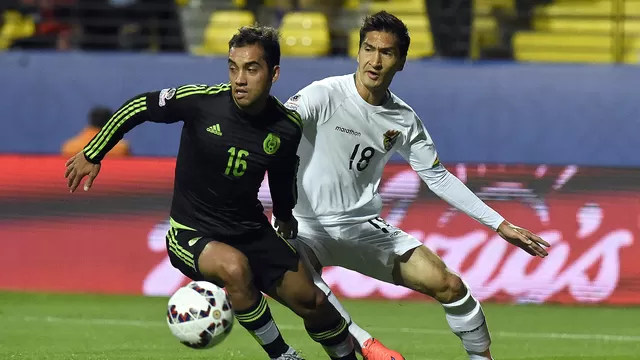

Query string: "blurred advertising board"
[[1, 156, 638, 304]]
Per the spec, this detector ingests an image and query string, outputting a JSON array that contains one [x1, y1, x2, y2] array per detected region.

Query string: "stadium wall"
[[1, 52, 639, 166]]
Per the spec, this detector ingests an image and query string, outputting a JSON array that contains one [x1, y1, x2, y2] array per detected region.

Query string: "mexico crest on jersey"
[[383, 130, 400, 151], [263, 133, 281, 155]]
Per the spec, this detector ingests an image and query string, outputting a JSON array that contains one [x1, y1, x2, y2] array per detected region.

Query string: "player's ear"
[[271, 65, 280, 84]]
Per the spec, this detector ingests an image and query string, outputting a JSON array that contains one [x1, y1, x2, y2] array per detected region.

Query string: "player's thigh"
[[289, 236, 323, 274], [243, 225, 326, 316], [295, 219, 350, 270], [392, 244, 462, 299], [198, 241, 255, 290], [165, 227, 252, 288], [290, 221, 328, 274], [238, 227, 302, 294], [330, 218, 423, 284]]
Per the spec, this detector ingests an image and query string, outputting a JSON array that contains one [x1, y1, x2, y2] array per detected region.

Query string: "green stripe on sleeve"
[[83, 96, 146, 158], [176, 84, 231, 99], [275, 101, 302, 129]]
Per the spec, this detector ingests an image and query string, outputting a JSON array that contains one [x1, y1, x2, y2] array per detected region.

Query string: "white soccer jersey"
[[284, 73, 504, 230]]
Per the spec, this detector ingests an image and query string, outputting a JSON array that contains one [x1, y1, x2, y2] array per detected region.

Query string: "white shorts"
[[294, 217, 423, 284]]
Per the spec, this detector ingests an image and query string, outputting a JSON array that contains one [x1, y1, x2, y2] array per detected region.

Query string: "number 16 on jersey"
[[225, 147, 248, 177], [349, 144, 375, 171]]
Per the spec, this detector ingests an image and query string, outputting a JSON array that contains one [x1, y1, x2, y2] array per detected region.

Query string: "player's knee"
[[408, 265, 465, 303], [219, 257, 252, 289], [401, 247, 466, 303], [434, 273, 466, 304], [200, 247, 252, 291], [295, 287, 329, 318]]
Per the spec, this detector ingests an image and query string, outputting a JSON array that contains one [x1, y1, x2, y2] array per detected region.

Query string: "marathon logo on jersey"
[[335, 126, 361, 137], [284, 94, 301, 111], [159, 88, 177, 107], [383, 130, 400, 151]]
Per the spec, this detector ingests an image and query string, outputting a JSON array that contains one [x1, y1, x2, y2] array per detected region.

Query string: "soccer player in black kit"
[[64, 26, 357, 360]]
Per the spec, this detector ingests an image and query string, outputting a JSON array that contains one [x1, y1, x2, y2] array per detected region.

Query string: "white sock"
[[320, 285, 370, 353], [254, 320, 281, 345], [300, 248, 373, 349], [313, 269, 373, 348], [469, 354, 493, 360], [347, 321, 371, 349], [441, 283, 492, 358]]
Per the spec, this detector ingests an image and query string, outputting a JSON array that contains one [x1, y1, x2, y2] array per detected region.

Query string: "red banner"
[[1, 155, 639, 304]]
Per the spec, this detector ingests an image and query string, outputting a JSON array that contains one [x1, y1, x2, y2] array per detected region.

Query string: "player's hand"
[[64, 151, 101, 193], [497, 220, 550, 258], [274, 216, 298, 239]]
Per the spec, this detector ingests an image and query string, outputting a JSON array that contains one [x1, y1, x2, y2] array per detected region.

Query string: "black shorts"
[[166, 224, 299, 293]]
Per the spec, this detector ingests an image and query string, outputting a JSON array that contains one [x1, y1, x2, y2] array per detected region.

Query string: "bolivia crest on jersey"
[[383, 130, 400, 151], [263, 133, 281, 155]]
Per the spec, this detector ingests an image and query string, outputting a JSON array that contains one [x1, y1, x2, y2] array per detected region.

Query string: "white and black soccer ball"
[[166, 281, 234, 349]]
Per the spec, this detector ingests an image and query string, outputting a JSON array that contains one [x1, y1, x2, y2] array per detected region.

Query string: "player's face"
[[228, 44, 280, 111], [356, 31, 405, 92]]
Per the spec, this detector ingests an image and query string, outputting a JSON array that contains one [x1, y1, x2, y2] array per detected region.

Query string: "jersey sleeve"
[[397, 113, 440, 172], [283, 81, 331, 126], [399, 113, 505, 230], [82, 84, 214, 164], [267, 127, 303, 222]]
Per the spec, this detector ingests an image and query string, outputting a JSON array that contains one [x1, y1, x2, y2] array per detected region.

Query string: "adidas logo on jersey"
[[207, 124, 222, 136], [334, 126, 361, 137]]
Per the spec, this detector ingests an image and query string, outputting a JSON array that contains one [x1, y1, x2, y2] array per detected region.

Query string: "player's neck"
[[233, 96, 268, 116], [355, 72, 388, 106]]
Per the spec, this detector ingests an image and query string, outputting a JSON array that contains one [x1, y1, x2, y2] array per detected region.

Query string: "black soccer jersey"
[[83, 83, 303, 238]]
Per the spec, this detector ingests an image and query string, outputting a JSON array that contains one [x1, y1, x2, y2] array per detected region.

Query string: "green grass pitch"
[[1, 291, 639, 359]]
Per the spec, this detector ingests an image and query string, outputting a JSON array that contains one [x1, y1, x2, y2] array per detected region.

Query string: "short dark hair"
[[228, 25, 281, 71], [359, 11, 410, 58], [88, 106, 113, 128]]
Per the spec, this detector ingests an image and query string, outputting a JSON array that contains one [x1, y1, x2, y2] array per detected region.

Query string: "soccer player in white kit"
[[277, 11, 551, 360]]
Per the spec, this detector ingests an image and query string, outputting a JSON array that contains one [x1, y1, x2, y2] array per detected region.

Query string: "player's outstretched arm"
[[65, 84, 218, 192], [496, 220, 550, 257], [81, 85, 210, 165], [415, 164, 551, 258], [399, 116, 550, 258]]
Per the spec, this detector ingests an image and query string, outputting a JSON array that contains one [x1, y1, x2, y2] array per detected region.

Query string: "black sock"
[[234, 295, 290, 358], [306, 317, 357, 360]]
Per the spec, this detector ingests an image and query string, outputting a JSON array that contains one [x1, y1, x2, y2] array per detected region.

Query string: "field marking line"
[[15, 316, 640, 343]]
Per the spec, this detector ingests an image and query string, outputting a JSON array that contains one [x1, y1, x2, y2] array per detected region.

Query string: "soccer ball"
[[166, 281, 235, 349]]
